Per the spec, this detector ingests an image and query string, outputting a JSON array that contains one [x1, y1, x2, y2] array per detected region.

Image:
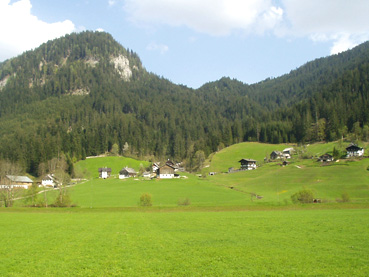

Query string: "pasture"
[[61, 141, 369, 208], [3, 141, 369, 276], [1, 208, 368, 276]]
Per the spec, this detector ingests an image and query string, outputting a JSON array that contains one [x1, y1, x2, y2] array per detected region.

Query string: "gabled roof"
[[6, 175, 33, 183], [159, 164, 176, 169], [346, 144, 363, 151], [238, 159, 257, 163], [319, 153, 333, 158], [98, 167, 112, 172], [42, 174, 55, 181], [120, 167, 136, 174]]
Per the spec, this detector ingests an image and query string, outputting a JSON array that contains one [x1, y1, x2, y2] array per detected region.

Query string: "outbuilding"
[[119, 167, 137, 179]]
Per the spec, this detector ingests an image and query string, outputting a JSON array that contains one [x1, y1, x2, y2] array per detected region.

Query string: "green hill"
[[42, 141, 368, 208]]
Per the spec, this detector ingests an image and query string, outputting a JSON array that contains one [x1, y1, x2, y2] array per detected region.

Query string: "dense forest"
[[1, 31, 369, 176]]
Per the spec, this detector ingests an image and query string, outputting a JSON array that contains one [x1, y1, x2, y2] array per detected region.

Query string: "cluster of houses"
[[0, 174, 59, 190], [98, 159, 183, 180], [232, 144, 365, 172], [1, 144, 365, 189]]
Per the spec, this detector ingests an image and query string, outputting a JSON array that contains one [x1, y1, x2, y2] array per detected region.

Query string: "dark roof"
[[98, 168, 112, 172], [238, 159, 257, 163], [346, 144, 363, 151], [319, 153, 334, 161]]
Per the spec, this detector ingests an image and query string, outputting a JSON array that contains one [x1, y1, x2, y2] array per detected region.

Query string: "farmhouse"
[[2, 175, 33, 189], [41, 174, 58, 187], [270, 151, 283, 160], [142, 171, 151, 178], [98, 167, 112, 179], [119, 167, 137, 179], [238, 159, 257, 170], [152, 162, 160, 172], [346, 144, 364, 157], [282, 148, 294, 159], [318, 154, 334, 162], [157, 164, 175, 179]]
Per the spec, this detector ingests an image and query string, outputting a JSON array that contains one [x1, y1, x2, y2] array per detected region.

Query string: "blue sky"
[[1, 0, 369, 88]]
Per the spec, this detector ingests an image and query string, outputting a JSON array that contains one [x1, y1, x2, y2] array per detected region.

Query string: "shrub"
[[291, 189, 315, 204], [341, 192, 350, 203], [178, 197, 191, 206], [139, 193, 152, 207]]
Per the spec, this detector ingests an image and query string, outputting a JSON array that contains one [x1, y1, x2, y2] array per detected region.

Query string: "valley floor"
[[1, 207, 368, 276]]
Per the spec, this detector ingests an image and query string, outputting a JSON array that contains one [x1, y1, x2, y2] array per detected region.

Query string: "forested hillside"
[[0, 31, 369, 176]]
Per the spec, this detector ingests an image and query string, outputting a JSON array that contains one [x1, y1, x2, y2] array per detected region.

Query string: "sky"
[[1, 0, 369, 88]]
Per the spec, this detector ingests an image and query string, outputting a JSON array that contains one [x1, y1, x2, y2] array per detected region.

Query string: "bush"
[[341, 192, 350, 203], [178, 197, 191, 206], [139, 193, 152, 207], [291, 189, 315, 204]]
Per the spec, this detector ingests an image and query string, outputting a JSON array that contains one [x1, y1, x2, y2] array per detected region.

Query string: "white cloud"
[[124, 0, 283, 36], [108, 0, 117, 6], [282, 0, 369, 54], [123, 0, 369, 55], [146, 42, 169, 54], [0, 0, 75, 61]]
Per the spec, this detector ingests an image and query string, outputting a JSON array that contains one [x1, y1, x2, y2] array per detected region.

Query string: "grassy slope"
[[206, 141, 369, 204], [74, 156, 151, 178], [16, 141, 369, 208]]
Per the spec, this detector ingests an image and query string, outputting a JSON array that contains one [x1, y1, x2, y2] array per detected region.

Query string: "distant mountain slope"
[[0, 31, 368, 175]]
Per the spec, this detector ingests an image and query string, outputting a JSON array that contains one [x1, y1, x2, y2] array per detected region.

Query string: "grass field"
[[3, 141, 369, 276], [1, 208, 368, 276]]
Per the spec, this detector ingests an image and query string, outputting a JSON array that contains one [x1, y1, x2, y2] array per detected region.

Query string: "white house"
[[152, 162, 160, 172], [238, 159, 257, 170], [98, 168, 112, 179], [282, 148, 294, 159], [346, 144, 364, 157], [157, 164, 175, 179], [41, 174, 58, 187]]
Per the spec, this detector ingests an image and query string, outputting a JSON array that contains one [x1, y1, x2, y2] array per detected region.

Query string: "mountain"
[[0, 31, 368, 176]]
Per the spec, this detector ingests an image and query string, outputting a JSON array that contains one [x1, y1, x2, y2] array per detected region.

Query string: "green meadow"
[[3, 141, 369, 275], [66, 141, 369, 208], [1, 208, 369, 276]]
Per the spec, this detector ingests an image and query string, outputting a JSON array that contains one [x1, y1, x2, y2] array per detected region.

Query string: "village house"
[[318, 153, 334, 162], [157, 164, 175, 179], [238, 159, 257, 170], [346, 144, 364, 157], [270, 151, 283, 160], [152, 162, 160, 172], [41, 174, 58, 188], [142, 171, 151, 178], [119, 167, 137, 179], [282, 148, 294, 159], [98, 167, 112, 179], [2, 175, 34, 189]]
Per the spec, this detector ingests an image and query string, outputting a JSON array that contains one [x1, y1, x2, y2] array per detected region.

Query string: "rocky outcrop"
[[111, 55, 132, 81]]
